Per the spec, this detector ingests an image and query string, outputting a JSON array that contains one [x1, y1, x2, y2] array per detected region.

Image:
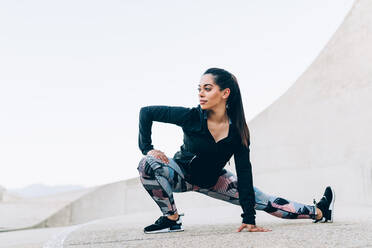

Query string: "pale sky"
[[0, 0, 354, 189]]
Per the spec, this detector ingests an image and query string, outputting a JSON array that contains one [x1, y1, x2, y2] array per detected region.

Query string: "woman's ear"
[[223, 88, 230, 99]]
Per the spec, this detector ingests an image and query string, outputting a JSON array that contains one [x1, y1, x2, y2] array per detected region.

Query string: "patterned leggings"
[[137, 155, 316, 220]]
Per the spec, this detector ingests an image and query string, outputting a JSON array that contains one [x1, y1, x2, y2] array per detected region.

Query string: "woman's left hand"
[[237, 223, 272, 232]]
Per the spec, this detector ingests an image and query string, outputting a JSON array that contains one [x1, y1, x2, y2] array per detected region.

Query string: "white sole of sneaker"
[[144, 227, 184, 234], [328, 187, 336, 223]]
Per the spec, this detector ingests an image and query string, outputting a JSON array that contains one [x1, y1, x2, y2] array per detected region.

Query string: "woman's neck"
[[207, 104, 229, 123]]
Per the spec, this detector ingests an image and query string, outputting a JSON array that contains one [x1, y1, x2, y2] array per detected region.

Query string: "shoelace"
[[155, 216, 169, 225]]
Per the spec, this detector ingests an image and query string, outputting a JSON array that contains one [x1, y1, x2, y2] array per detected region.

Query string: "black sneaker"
[[313, 186, 335, 223], [144, 214, 184, 234]]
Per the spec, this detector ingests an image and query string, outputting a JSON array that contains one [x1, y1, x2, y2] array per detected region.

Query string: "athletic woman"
[[137, 68, 335, 233]]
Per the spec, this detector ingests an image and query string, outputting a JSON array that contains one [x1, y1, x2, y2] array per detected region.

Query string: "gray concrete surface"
[[43, 204, 372, 248], [2, 200, 372, 248], [59, 222, 372, 248], [0, 226, 67, 248]]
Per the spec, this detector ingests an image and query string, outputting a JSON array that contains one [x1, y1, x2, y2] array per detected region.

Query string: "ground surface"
[[1, 204, 371, 248]]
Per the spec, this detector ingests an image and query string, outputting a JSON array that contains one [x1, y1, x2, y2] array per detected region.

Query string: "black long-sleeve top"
[[138, 105, 256, 225]]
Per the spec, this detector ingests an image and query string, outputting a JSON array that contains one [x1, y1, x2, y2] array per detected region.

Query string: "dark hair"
[[203, 68, 250, 147]]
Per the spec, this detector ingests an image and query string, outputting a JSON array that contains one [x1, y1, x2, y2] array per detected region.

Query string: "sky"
[[0, 0, 354, 190]]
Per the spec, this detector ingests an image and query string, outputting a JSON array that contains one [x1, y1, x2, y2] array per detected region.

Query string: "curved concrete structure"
[[37, 177, 234, 227], [0, 187, 95, 232], [0, 185, 5, 202], [0, 178, 230, 232], [248, 0, 372, 205]]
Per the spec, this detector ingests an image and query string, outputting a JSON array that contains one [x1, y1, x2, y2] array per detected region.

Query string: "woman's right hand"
[[147, 149, 169, 164], [237, 223, 272, 232]]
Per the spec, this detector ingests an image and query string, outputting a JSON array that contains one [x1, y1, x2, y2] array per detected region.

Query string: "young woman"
[[137, 68, 335, 234]]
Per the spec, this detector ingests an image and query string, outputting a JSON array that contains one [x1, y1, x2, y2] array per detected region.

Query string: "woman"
[[137, 68, 335, 234]]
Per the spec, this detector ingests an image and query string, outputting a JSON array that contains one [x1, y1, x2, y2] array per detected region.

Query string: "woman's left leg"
[[194, 170, 317, 220]]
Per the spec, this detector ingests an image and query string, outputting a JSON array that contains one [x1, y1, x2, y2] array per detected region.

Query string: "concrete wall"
[[248, 0, 372, 205], [0, 185, 5, 202], [38, 177, 233, 227]]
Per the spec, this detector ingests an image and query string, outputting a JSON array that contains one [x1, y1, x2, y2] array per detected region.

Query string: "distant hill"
[[8, 183, 86, 198]]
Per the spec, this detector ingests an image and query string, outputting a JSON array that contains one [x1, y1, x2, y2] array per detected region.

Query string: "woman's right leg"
[[193, 170, 317, 220], [254, 187, 317, 220]]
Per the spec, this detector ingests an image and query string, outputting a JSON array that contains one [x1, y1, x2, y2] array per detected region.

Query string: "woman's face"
[[198, 73, 229, 110]]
